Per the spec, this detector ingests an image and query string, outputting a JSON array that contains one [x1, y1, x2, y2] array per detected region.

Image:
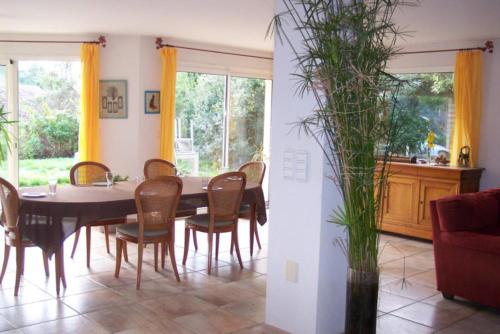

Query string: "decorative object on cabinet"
[[457, 145, 471, 168]]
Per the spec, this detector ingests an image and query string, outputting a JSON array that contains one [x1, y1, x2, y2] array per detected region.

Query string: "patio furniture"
[[115, 176, 182, 289], [0, 177, 51, 296], [430, 188, 500, 308], [69, 161, 128, 267], [183, 172, 247, 274]]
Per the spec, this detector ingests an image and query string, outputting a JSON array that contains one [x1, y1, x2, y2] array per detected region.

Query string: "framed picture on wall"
[[100, 80, 128, 118], [144, 90, 160, 114]]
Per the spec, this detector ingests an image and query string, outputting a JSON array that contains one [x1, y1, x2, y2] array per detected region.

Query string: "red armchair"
[[430, 188, 500, 308]]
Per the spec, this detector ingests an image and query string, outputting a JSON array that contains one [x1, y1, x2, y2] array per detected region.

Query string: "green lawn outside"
[[19, 157, 73, 186]]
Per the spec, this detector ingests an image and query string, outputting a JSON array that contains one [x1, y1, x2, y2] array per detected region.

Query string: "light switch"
[[294, 151, 308, 182], [283, 150, 294, 179]]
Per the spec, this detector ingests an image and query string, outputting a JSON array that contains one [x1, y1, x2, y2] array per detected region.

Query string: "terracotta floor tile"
[[0, 299, 78, 327], [62, 289, 132, 314], [221, 296, 266, 323], [199, 265, 261, 282], [188, 283, 258, 307], [30, 276, 106, 298], [139, 294, 217, 318], [378, 291, 415, 313], [404, 251, 435, 271], [227, 276, 267, 296], [380, 258, 427, 278], [438, 309, 500, 334], [232, 323, 289, 334], [382, 280, 437, 301], [151, 272, 226, 293], [406, 270, 437, 289], [377, 314, 434, 334], [111, 279, 182, 301], [421, 293, 484, 312], [19, 314, 109, 334], [0, 283, 52, 308], [0, 314, 14, 332], [392, 302, 476, 330], [173, 309, 256, 334]]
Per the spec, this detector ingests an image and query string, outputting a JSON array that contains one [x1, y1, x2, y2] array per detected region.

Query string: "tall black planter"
[[345, 268, 379, 334]]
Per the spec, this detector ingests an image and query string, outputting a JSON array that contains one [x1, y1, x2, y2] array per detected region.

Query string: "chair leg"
[[192, 230, 198, 251], [215, 233, 220, 261], [136, 243, 144, 290], [123, 241, 128, 263], [20, 246, 25, 276], [230, 237, 234, 255], [104, 225, 110, 254], [86, 225, 91, 268], [207, 232, 214, 275], [42, 251, 50, 277], [70, 228, 81, 259], [254, 223, 262, 249], [182, 227, 190, 265], [233, 226, 243, 269], [154, 243, 159, 272], [249, 218, 255, 256], [161, 242, 166, 270], [60, 246, 66, 289], [0, 244, 11, 284], [168, 241, 181, 282], [54, 247, 62, 296], [14, 246, 22, 296], [115, 238, 123, 278]]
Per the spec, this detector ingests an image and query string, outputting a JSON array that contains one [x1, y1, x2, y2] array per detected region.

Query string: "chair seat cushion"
[[239, 203, 251, 214], [116, 222, 168, 238], [441, 228, 500, 255], [185, 214, 234, 228]]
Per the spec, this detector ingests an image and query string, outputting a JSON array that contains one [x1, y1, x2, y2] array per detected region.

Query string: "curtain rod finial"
[[485, 40, 494, 53], [156, 37, 163, 49], [98, 35, 106, 48]]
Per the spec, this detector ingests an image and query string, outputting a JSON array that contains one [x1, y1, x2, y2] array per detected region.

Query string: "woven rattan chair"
[[115, 176, 182, 289], [0, 177, 50, 296], [226, 161, 266, 256], [144, 158, 198, 255], [69, 161, 128, 267], [183, 172, 246, 274]]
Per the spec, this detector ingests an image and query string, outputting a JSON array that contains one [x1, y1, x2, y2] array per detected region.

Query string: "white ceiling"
[[1, 0, 500, 53]]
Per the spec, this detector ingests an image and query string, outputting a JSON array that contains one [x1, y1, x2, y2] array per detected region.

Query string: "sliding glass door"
[[0, 60, 19, 185], [175, 71, 271, 178]]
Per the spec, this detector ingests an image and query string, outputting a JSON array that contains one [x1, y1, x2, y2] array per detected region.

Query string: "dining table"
[[18, 176, 267, 294]]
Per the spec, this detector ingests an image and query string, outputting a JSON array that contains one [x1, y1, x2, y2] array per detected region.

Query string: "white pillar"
[[265, 1, 347, 333]]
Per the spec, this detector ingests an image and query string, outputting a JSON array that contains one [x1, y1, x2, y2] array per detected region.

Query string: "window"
[[18, 61, 81, 186], [395, 73, 454, 158], [175, 71, 271, 177]]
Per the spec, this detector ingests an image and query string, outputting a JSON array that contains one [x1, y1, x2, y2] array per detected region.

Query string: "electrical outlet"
[[286, 260, 298, 283]]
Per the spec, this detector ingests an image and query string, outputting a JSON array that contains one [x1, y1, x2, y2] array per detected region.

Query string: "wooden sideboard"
[[379, 162, 483, 240]]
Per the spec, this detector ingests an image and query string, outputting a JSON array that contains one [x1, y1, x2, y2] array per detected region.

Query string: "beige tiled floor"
[[0, 223, 499, 333]]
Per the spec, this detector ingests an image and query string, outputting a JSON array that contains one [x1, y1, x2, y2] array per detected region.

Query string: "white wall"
[[265, 1, 347, 333]]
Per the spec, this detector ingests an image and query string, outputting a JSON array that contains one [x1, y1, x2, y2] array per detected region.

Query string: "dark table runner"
[[19, 177, 267, 256]]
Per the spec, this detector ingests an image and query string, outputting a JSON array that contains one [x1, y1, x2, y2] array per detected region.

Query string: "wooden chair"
[[183, 172, 246, 274], [115, 176, 182, 289], [0, 177, 50, 296], [69, 161, 128, 267], [144, 158, 199, 256], [229, 161, 266, 256]]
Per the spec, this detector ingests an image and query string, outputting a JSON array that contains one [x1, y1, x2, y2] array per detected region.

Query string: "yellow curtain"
[[450, 50, 483, 167], [159, 47, 177, 161], [79, 43, 101, 162]]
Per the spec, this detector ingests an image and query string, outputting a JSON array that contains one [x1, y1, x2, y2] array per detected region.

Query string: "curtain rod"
[[0, 35, 107, 47], [155, 37, 273, 60], [398, 40, 493, 55]]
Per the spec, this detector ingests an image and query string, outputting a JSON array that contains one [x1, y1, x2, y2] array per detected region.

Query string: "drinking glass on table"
[[105, 172, 114, 187], [48, 178, 57, 195]]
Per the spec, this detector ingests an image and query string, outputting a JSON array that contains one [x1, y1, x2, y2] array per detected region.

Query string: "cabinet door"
[[382, 176, 419, 225], [418, 180, 459, 227]]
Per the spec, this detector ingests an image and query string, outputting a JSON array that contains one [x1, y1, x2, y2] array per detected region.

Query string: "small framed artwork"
[[145, 90, 160, 114], [100, 80, 128, 118]]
